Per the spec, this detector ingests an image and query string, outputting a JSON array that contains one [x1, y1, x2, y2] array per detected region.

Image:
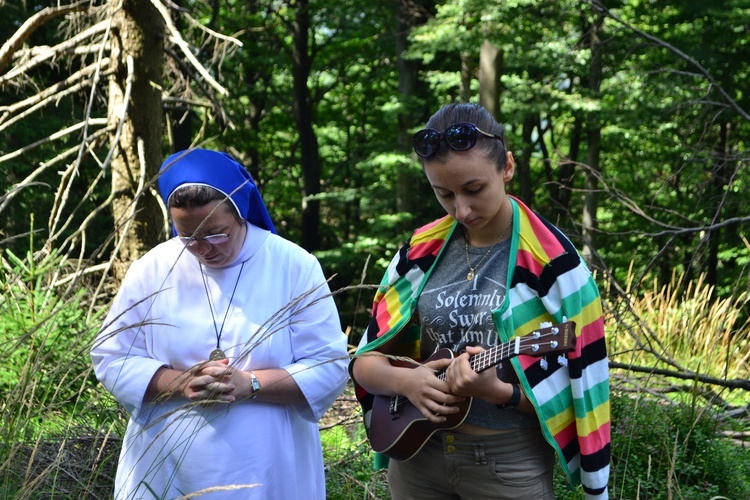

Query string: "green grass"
[[1, 234, 748, 499]]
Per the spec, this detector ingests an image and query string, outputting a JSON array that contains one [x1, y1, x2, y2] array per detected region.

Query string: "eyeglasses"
[[412, 122, 503, 158], [178, 218, 237, 248]]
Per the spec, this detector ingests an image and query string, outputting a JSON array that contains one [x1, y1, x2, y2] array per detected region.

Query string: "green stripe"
[[573, 378, 609, 415], [559, 277, 600, 314], [538, 385, 572, 419], [507, 298, 552, 328]]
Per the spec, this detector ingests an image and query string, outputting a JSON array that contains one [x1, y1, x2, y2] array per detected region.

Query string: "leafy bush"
[[1, 231, 748, 498], [0, 229, 118, 497], [611, 393, 750, 499]]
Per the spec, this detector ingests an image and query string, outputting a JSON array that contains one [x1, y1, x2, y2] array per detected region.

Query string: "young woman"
[[91, 149, 349, 499], [351, 103, 610, 499]]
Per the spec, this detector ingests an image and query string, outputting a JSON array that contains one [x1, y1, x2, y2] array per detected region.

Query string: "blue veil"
[[157, 149, 277, 235]]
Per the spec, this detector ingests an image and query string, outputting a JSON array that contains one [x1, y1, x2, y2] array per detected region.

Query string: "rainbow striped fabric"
[[351, 196, 611, 498]]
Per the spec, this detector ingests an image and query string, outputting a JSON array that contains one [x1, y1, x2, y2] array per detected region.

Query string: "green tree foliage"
[[402, 0, 750, 302], [1, 1, 749, 497], [1, 0, 748, 333]]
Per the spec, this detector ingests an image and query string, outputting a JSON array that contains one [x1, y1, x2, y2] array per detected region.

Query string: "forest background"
[[0, 0, 749, 498]]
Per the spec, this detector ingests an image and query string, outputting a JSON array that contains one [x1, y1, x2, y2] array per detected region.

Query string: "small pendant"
[[209, 348, 227, 361], [466, 269, 475, 281]]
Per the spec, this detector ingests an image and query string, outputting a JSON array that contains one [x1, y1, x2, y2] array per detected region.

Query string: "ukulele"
[[368, 321, 576, 461]]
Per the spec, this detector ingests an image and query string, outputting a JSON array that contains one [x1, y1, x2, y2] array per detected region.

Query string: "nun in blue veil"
[[92, 149, 348, 499]]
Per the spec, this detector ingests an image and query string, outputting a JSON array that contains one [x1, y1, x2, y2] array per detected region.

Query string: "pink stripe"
[[575, 317, 606, 355], [553, 421, 577, 450], [416, 217, 447, 233], [516, 248, 546, 275], [579, 421, 611, 456], [518, 354, 539, 370], [409, 238, 444, 260]]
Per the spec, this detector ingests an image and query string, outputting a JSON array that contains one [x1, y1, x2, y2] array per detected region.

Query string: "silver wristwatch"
[[249, 371, 261, 399]]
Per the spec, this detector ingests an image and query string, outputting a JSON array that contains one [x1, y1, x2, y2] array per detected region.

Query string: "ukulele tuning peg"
[[540, 358, 548, 370], [551, 327, 559, 335], [558, 355, 569, 367], [550, 340, 558, 348], [539, 321, 553, 328]]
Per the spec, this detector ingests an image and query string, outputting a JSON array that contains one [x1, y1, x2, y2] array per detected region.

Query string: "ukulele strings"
[[388, 328, 562, 409], [472, 331, 559, 372]]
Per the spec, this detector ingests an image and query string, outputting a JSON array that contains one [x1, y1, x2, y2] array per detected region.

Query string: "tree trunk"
[[582, 11, 604, 265], [108, 0, 165, 281], [459, 53, 473, 103], [550, 112, 582, 221], [517, 116, 536, 205], [291, 0, 321, 252], [479, 40, 502, 120], [396, 0, 418, 216], [705, 121, 730, 291]]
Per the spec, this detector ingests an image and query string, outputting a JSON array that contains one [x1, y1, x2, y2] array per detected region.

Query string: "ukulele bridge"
[[388, 396, 401, 419]]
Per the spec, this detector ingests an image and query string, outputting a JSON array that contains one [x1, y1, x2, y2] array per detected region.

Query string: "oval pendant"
[[466, 269, 475, 281], [209, 348, 227, 361]]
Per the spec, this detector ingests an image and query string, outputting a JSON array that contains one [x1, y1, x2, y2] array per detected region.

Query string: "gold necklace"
[[462, 217, 513, 281]]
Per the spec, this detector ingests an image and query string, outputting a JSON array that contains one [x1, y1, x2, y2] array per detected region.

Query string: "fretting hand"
[[444, 345, 515, 403]]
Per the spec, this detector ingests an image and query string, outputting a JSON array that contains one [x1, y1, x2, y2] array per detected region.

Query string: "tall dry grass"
[[1, 234, 748, 498], [607, 266, 750, 406]]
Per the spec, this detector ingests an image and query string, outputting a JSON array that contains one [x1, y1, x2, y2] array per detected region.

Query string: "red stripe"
[[374, 302, 393, 337], [579, 421, 611, 456], [575, 317, 605, 353], [518, 354, 540, 370], [409, 237, 445, 260], [516, 248, 546, 275], [513, 196, 566, 259], [553, 420, 577, 450]]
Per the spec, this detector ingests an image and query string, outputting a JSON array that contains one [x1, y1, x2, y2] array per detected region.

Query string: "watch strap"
[[496, 383, 521, 409]]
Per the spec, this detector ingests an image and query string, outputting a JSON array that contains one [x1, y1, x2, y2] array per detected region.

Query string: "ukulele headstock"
[[516, 320, 576, 356]]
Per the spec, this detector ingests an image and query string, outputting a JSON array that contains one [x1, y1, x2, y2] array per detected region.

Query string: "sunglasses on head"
[[412, 122, 503, 159]]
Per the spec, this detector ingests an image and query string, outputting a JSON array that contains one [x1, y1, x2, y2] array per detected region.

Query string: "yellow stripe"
[[546, 407, 575, 434], [576, 400, 610, 436], [580, 298, 603, 324], [513, 313, 555, 339], [516, 208, 552, 263]]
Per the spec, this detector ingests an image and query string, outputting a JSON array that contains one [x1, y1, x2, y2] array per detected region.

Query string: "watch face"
[[249, 371, 261, 398]]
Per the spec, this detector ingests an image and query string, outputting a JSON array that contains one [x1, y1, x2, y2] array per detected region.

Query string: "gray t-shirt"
[[416, 230, 539, 430]]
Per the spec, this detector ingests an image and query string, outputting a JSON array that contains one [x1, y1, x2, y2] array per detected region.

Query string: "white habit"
[[91, 223, 349, 499]]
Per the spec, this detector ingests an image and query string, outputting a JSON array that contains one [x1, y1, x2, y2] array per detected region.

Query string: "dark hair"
[[168, 185, 242, 221], [420, 103, 508, 171]]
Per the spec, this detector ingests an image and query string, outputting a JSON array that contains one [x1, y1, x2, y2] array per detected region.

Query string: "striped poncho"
[[351, 196, 610, 499]]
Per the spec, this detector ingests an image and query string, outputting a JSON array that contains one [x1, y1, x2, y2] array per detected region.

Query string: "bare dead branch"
[[0, 2, 90, 74], [150, 0, 228, 96], [0, 63, 112, 133], [0, 58, 110, 119], [0, 118, 108, 165], [163, 46, 229, 130], [0, 21, 109, 86], [610, 361, 750, 391], [181, 11, 243, 47]]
